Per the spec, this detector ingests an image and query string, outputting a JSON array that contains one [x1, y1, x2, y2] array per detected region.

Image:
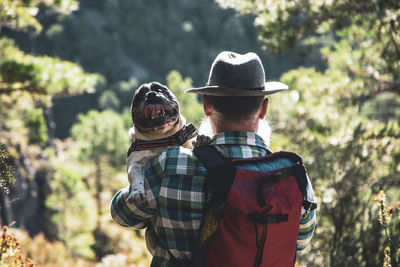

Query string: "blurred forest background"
[[0, 0, 399, 266]]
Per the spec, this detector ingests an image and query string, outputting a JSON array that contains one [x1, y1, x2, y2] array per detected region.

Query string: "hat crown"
[[185, 51, 288, 96], [207, 51, 266, 90]]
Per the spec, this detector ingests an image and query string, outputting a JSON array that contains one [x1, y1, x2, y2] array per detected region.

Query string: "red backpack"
[[190, 146, 316, 267]]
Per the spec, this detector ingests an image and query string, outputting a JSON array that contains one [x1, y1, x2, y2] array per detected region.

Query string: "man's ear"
[[258, 98, 269, 119], [203, 95, 212, 116]]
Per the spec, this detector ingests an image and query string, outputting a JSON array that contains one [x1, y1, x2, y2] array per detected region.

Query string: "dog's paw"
[[127, 192, 146, 204], [192, 134, 212, 147], [127, 185, 146, 204]]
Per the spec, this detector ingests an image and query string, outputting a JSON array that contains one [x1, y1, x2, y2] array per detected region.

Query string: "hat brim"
[[185, 81, 289, 96]]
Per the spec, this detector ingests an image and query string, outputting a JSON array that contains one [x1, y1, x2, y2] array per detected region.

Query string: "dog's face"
[[131, 82, 181, 138]]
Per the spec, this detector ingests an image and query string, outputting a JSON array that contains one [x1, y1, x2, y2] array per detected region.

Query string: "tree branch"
[[0, 85, 46, 96], [358, 80, 400, 104]]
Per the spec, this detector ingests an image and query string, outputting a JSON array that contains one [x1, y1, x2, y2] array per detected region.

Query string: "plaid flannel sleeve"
[[296, 173, 317, 251], [110, 151, 167, 228]]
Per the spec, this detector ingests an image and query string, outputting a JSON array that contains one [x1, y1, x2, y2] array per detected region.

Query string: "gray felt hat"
[[185, 51, 288, 96]]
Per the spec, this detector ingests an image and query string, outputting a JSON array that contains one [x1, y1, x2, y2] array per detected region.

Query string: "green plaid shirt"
[[111, 131, 316, 266]]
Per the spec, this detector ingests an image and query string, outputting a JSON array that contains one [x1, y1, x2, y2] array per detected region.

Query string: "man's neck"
[[205, 117, 271, 146], [213, 118, 259, 134]]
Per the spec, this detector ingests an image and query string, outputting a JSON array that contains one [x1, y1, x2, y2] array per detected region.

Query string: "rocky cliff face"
[[0, 145, 57, 240]]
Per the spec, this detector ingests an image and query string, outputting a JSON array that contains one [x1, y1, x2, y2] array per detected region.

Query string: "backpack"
[[190, 145, 317, 267]]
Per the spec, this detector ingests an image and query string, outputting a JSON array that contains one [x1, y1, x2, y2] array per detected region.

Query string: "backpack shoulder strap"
[[190, 146, 237, 267], [193, 145, 236, 216], [276, 152, 317, 211], [193, 145, 226, 169]]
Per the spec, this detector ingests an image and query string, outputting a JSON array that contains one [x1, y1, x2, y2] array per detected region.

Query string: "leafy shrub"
[[375, 191, 400, 266], [0, 144, 15, 194], [0, 226, 34, 267]]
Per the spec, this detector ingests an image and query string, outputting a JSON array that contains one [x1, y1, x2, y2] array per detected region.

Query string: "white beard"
[[256, 119, 272, 147]]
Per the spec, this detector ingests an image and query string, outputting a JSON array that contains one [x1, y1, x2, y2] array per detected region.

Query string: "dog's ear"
[[131, 83, 150, 115], [149, 81, 165, 91], [150, 81, 178, 105]]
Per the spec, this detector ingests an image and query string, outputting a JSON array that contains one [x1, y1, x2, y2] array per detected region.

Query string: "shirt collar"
[[210, 131, 268, 149]]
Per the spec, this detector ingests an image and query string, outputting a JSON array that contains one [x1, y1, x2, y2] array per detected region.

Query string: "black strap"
[[193, 146, 237, 215], [256, 168, 296, 207], [190, 146, 237, 267], [247, 213, 289, 224], [258, 168, 296, 185], [303, 200, 318, 211], [254, 224, 268, 267], [281, 153, 317, 212]]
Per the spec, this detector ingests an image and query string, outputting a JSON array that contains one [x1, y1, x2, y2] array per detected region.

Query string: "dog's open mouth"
[[144, 104, 166, 119], [134, 102, 180, 134]]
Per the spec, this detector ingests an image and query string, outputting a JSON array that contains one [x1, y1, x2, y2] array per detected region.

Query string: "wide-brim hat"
[[185, 51, 288, 96]]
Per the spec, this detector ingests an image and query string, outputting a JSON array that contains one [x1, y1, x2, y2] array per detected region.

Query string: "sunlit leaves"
[[0, 38, 103, 98], [46, 161, 97, 258], [0, 0, 42, 32], [166, 70, 204, 126], [375, 190, 400, 265], [219, 0, 400, 99], [0, 0, 79, 33], [0, 144, 14, 194], [71, 110, 127, 168]]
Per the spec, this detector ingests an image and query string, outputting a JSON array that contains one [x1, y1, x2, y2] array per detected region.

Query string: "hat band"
[[205, 84, 265, 91]]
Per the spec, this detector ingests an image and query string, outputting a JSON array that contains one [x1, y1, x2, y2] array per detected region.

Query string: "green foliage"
[[3, 0, 328, 138], [218, 0, 400, 98], [0, 0, 79, 33], [0, 0, 117, 264], [219, 0, 399, 57], [375, 191, 400, 266], [110, 78, 139, 111], [0, 144, 14, 194], [71, 110, 127, 167], [23, 108, 48, 145], [361, 93, 400, 122], [0, 38, 103, 99], [71, 109, 128, 238], [99, 90, 120, 111], [46, 162, 96, 258], [20, 0, 279, 84], [0, 226, 35, 266], [166, 71, 204, 126]]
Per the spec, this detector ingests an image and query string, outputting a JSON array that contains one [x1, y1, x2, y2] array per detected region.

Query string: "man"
[[110, 51, 316, 266]]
